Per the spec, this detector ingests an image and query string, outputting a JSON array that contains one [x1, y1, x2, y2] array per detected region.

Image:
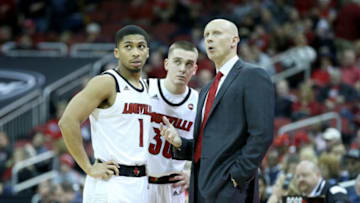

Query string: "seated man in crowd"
[[294, 160, 349, 203]]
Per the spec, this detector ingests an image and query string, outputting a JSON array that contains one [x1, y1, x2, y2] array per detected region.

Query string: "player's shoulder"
[[85, 74, 116, 93]]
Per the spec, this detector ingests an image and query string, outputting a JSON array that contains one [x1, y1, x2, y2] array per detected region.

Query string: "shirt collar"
[[309, 179, 325, 197], [217, 55, 239, 77]]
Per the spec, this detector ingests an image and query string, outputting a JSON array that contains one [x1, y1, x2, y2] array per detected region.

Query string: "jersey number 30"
[[148, 127, 172, 158]]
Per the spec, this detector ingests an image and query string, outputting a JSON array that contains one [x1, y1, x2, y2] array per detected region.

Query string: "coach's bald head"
[[206, 19, 239, 37], [204, 19, 239, 68]]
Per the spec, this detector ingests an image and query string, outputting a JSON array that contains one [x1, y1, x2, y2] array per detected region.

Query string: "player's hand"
[[170, 171, 189, 193], [88, 160, 120, 180], [160, 116, 182, 148]]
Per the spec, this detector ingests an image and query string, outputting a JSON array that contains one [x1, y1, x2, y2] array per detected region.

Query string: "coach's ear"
[[164, 58, 169, 71]]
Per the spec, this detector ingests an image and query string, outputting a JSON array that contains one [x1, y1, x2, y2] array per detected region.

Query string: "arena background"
[[0, 0, 359, 202]]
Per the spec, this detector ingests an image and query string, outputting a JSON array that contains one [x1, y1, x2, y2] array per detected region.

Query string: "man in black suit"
[[161, 19, 274, 203], [294, 160, 349, 203]]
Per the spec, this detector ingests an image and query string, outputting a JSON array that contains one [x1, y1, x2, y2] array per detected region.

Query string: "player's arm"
[[161, 117, 193, 160], [58, 75, 119, 179]]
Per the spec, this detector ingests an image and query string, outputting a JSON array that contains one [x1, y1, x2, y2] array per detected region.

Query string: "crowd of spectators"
[[1, 0, 360, 202]]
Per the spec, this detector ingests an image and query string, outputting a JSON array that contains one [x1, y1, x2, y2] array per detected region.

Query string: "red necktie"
[[194, 72, 223, 163]]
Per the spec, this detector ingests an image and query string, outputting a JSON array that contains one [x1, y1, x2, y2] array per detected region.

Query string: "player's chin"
[[128, 65, 142, 73], [174, 79, 186, 86]]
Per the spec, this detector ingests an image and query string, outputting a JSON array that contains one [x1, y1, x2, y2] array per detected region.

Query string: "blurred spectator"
[[31, 132, 52, 173], [49, 0, 84, 33], [53, 153, 83, 185], [37, 100, 67, 140], [145, 48, 166, 78], [275, 80, 295, 118], [85, 22, 101, 43], [330, 143, 347, 161], [268, 154, 300, 203], [248, 24, 270, 52], [318, 153, 341, 185], [258, 175, 268, 203], [264, 149, 282, 186], [260, 7, 277, 33], [238, 43, 255, 62], [351, 130, 360, 150], [0, 0, 18, 34], [127, 0, 155, 24], [249, 43, 276, 76], [292, 81, 322, 120], [32, 132, 49, 155], [343, 149, 360, 180], [294, 160, 349, 202], [195, 68, 213, 91], [62, 182, 81, 203], [339, 49, 360, 86], [17, 0, 50, 33], [16, 19, 46, 49], [311, 55, 335, 87], [0, 180, 12, 197], [346, 174, 360, 203], [335, 0, 360, 41], [299, 146, 318, 164], [322, 128, 342, 152], [13, 145, 38, 195], [0, 132, 12, 181], [282, 33, 317, 70], [0, 25, 12, 45], [32, 179, 52, 203], [317, 68, 358, 110], [266, 0, 292, 25]]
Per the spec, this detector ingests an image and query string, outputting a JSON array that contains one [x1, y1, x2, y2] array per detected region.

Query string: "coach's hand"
[[88, 160, 119, 180], [160, 116, 182, 148], [170, 171, 189, 193]]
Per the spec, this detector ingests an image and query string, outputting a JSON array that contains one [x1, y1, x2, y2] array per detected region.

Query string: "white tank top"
[[147, 78, 198, 177], [89, 69, 152, 166]]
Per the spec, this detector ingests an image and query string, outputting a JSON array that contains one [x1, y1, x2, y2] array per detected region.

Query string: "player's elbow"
[[58, 115, 73, 133]]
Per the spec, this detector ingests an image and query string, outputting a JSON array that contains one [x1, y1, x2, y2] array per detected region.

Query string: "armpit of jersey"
[[329, 186, 347, 194]]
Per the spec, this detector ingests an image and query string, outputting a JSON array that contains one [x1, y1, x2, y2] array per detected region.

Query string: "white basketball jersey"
[[89, 69, 152, 166], [147, 78, 198, 177]]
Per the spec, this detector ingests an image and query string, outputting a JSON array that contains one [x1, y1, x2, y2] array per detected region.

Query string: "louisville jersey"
[[147, 78, 198, 177], [89, 69, 152, 166]]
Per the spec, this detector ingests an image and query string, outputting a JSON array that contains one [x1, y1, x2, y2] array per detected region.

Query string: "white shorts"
[[148, 183, 185, 203], [83, 175, 148, 203]]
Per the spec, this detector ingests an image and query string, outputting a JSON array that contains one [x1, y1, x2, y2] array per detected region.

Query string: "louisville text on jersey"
[[122, 103, 152, 115], [151, 112, 193, 132]]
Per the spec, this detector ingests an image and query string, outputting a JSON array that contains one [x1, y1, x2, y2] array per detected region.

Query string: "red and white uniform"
[[83, 69, 152, 203], [147, 78, 198, 203]]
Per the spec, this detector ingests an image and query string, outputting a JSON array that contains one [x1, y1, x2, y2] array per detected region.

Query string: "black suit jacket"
[[173, 59, 275, 203]]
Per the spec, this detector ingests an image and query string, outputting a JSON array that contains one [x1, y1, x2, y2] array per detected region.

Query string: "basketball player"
[[147, 41, 199, 203], [58, 25, 151, 203]]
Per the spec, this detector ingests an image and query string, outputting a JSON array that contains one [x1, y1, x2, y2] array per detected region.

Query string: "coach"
[[161, 18, 275, 203]]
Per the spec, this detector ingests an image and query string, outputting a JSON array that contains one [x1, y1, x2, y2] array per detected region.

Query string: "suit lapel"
[[207, 59, 243, 119]]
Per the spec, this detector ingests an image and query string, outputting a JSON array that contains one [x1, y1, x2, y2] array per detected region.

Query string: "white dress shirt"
[[202, 55, 239, 120]]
